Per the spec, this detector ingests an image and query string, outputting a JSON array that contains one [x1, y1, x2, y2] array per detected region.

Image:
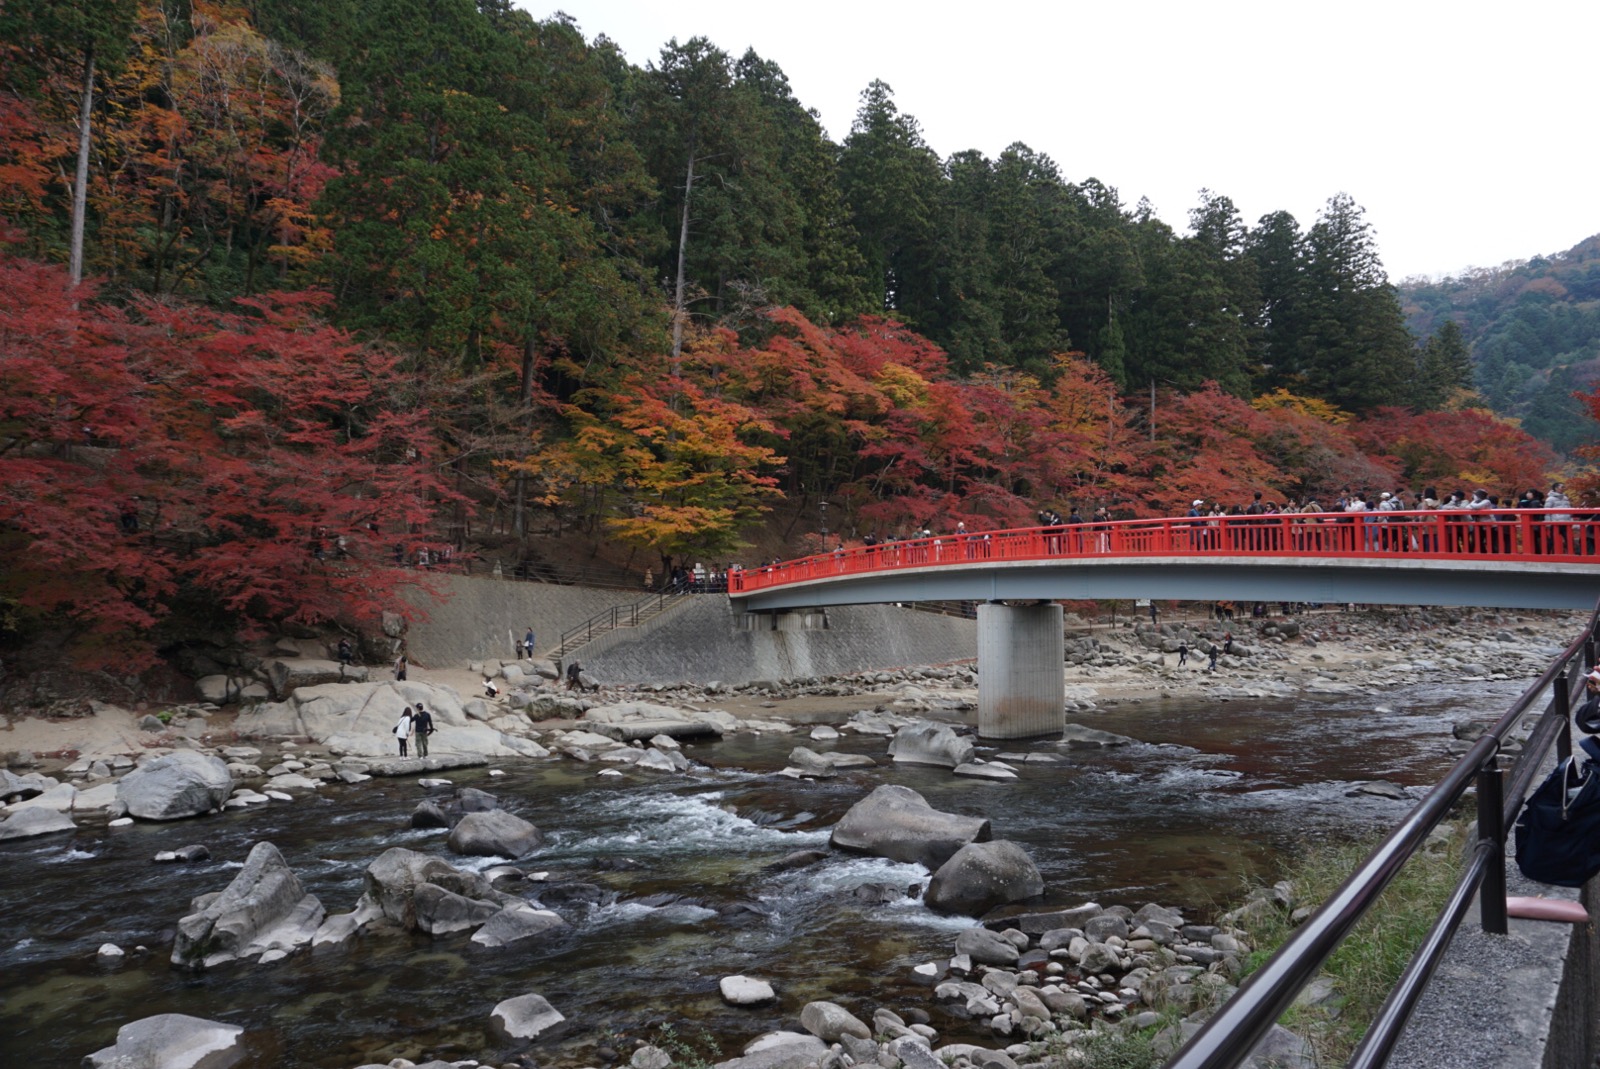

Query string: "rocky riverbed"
[[0, 607, 1581, 1069]]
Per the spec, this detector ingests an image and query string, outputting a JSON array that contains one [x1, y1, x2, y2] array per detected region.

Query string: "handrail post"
[[1555, 670, 1572, 763], [1477, 757, 1507, 935]]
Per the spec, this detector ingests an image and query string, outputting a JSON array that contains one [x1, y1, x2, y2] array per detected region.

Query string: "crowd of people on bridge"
[[732, 480, 1592, 588]]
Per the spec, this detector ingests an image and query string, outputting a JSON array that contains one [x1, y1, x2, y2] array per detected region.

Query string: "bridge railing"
[[729, 508, 1600, 593], [1166, 600, 1599, 1069]]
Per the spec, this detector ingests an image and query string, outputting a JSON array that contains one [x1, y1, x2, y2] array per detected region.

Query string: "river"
[[0, 679, 1514, 1067]]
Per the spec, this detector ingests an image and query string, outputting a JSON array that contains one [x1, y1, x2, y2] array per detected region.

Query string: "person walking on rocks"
[[393, 706, 414, 756], [412, 703, 435, 757], [394, 653, 407, 681], [1207, 644, 1219, 671], [1177, 640, 1189, 667], [522, 628, 535, 659]]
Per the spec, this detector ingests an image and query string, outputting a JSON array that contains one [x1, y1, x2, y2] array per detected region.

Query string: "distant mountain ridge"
[[1400, 234, 1600, 454]]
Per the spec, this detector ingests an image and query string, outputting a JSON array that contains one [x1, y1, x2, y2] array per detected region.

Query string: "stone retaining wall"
[[578, 597, 977, 684], [400, 574, 638, 667]]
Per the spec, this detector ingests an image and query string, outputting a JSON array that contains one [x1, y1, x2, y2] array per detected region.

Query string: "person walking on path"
[[393, 706, 414, 756], [412, 704, 435, 757]]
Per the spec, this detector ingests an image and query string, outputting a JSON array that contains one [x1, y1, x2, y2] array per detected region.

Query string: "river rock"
[[0, 806, 76, 840], [0, 768, 47, 801], [925, 841, 1044, 916], [7, 780, 77, 812], [447, 809, 543, 858], [632, 1046, 672, 1069], [720, 975, 777, 1005], [830, 784, 990, 869], [888, 722, 975, 768], [489, 992, 565, 1042], [954, 927, 1021, 966], [83, 1013, 246, 1069], [117, 752, 233, 821], [953, 762, 1017, 780], [713, 1032, 827, 1069], [413, 882, 502, 935], [799, 1000, 871, 1042], [411, 801, 451, 829], [458, 787, 499, 812], [172, 841, 325, 969], [1059, 724, 1137, 748], [362, 847, 512, 932], [264, 658, 367, 700], [470, 903, 566, 947], [155, 844, 211, 864]]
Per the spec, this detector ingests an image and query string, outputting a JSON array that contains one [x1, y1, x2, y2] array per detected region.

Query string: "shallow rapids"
[[1, 679, 1515, 1067]]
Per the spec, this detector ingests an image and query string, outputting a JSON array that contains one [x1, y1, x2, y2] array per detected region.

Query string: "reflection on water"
[[0, 680, 1511, 1067]]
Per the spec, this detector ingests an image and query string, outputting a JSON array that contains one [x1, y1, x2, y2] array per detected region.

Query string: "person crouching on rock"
[[394, 705, 414, 756], [412, 703, 435, 757], [565, 661, 582, 691], [483, 678, 499, 699]]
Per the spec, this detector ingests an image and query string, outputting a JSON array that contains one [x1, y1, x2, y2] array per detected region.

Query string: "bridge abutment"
[[977, 602, 1065, 739]]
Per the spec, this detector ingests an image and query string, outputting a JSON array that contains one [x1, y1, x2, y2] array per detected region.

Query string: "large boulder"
[[118, 752, 233, 821], [236, 680, 543, 759], [470, 904, 567, 947], [172, 841, 325, 969], [0, 806, 76, 840], [888, 722, 975, 768], [446, 810, 543, 858], [924, 840, 1044, 916], [83, 1013, 245, 1069], [489, 993, 565, 1042], [362, 847, 513, 932], [264, 658, 365, 700], [412, 883, 502, 935], [829, 785, 990, 869]]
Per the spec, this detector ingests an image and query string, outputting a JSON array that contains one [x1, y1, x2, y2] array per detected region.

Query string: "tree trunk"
[[671, 150, 696, 375], [69, 45, 96, 287], [512, 333, 538, 540]]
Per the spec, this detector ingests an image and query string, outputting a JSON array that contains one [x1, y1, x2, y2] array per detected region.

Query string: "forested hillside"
[[1401, 235, 1600, 453], [0, 0, 1584, 663]]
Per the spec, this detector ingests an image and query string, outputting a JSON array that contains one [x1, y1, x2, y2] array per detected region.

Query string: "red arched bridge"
[[727, 508, 1600, 613], [728, 508, 1600, 740]]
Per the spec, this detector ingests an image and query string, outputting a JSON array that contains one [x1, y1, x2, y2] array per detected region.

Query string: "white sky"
[[528, 0, 1600, 283]]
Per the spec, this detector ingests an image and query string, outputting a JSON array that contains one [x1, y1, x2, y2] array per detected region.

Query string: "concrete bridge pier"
[[977, 602, 1065, 739]]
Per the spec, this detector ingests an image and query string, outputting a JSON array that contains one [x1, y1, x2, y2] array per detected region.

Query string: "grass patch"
[[1229, 822, 1468, 1063]]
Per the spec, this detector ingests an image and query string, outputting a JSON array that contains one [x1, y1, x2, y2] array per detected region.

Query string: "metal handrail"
[[555, 587, 692, 656], [1167, 598, 1599, 1069], [730, 509, 1600, 595]]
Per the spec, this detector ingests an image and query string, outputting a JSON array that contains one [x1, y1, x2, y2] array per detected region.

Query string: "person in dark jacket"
[[412, 703, 435, 757]]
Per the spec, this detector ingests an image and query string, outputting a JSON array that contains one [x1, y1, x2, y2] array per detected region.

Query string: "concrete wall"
[[578, 598, 977, 684], [400, 574, 638, 668]]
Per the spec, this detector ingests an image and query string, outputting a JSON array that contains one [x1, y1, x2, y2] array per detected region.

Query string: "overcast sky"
[[527, 1, 1599, 283]]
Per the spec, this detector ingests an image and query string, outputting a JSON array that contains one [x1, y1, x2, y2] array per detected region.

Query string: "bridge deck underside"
[[728, 557, 1600, 613]]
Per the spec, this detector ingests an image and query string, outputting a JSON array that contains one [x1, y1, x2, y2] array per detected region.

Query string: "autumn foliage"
[[0, 0, 1589, 670], [0, 250, 452, 666]]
